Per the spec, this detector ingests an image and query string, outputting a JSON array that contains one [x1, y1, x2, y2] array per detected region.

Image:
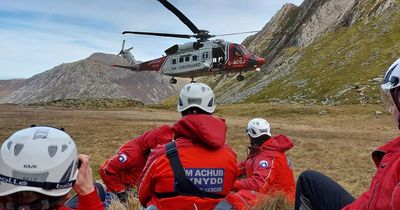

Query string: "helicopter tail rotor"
[[114, 40, 137, 65]]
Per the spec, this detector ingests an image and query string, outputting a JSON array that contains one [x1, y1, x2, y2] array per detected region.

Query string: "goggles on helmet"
[[0, 191, 67, 210]]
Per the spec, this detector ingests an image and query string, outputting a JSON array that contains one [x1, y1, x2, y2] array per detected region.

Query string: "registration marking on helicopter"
[[228, 58, 246, 65]]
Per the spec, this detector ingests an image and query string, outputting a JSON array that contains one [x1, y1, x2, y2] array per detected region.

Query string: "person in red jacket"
[[138, 83, 238, 210], [0, 126, 103, 210], [99, 125, 173, 201], [226, 118, 295, 209], [294, 58, 400, 210]]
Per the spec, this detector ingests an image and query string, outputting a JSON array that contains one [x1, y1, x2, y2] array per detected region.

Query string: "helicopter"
[[112, 0, 266, 84]]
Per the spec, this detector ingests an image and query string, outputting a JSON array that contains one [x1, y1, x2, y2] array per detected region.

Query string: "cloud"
[[0, 0, 304, 79]]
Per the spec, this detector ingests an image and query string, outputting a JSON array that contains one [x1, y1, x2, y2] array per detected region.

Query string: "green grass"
[[147, 95, 177, 111], [215, 103, 385, 119], [245, 7, 400, 105], [28, 98, 144, 109]]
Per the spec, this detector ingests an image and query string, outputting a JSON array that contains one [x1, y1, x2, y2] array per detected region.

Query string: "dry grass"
[[253, 192, 292, 210], [0, 103, 397, 202], [107, 193, 141, 210]]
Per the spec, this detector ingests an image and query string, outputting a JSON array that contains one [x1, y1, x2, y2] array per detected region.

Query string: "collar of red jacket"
[[172, 114, 227, 149], [372, 136, 400, 167], [260, 134, 294, 152]]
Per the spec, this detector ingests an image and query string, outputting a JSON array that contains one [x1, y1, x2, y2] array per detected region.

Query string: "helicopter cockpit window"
[[192, 55, 197, 61], [172, 58, 177, 65], [239, 45, 251, 55], [232, 45, 244, 57]]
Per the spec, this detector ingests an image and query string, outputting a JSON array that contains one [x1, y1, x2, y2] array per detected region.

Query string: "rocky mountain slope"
[[0, 53, 181, 104], [207, 0, 399, 105], [0, 79, 25, 101]]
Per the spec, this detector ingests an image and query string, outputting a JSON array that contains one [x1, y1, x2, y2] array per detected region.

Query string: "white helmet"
[[177, 83, 216, 113], [246, 118, 271, 138], [381, 58, 400, 115], [0, 126, 78, 197]]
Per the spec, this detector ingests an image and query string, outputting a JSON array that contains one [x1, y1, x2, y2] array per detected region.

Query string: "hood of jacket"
[[260, 134, 294, 152], [136, 125, 174, 153], [172, 114, 227, 149]]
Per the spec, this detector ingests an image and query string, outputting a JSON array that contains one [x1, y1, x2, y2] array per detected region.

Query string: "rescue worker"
[[138, 83, 238, 210], [0, 126, 104, 210], [294, 58, 400, 210], [99, 125, 172, 202], [226, 118, 295, 209]]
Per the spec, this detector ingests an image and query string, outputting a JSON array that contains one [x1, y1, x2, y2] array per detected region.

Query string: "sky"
[[0, 0, 304, 79]]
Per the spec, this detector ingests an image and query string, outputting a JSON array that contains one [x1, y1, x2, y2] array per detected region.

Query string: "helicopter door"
[[212, 47, 225, 68]]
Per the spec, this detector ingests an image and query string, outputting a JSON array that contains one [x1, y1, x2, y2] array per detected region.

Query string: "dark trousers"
[[295, 170, 355, 210]]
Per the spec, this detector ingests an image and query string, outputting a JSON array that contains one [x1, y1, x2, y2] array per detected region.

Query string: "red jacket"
[[100, 125, 173, 192], [138, 114, 238, 210], [234, 134, 295, 202], [60, 190, 104, 210], [343, 137, 400, 210]]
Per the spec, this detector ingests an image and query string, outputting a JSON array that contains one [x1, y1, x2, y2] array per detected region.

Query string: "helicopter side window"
[[202, 52, 209, 60], [172, 58, 177, 65], [179, 57, 184, 63], [192, 55, 197, 61]]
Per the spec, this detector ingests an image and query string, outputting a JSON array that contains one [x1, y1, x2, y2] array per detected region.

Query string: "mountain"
[[0, 79, 25, 101], [0, 53, 182, 104], [208, 0, 399, 105]]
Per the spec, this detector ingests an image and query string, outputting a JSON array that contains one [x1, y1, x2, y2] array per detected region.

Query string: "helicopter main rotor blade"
[[214, 31, 259, 37], [121, 40, 125, 50], [157, 0, 200, 34], [122, 31, 192, 39]]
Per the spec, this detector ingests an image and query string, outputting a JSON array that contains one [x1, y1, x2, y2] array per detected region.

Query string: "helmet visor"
[[381, 87, 400, 114], [381, 88, 395, 114]]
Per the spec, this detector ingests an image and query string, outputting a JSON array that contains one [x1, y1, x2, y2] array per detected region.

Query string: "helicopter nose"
[[257, 57, 266, 66], [248, 56, 266, 68]]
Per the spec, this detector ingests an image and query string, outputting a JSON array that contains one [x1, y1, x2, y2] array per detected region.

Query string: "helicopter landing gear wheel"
[[170, 78, 177, 84], [236, 74, 245, 81]]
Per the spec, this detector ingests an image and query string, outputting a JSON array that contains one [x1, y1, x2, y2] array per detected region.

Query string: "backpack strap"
[[157, 141, 224, 199]]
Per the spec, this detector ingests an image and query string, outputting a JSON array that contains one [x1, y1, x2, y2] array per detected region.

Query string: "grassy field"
[[0, 103, 397, 200]]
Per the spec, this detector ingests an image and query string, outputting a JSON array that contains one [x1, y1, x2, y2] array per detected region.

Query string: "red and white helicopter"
[[112, 0, 266, 84]]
